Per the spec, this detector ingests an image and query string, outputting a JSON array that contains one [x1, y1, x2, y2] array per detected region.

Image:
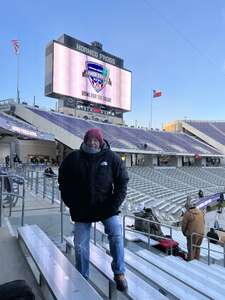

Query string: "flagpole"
[[150, 89, 153, 129], [17, 52, 20, 104], [12, 40, 20, 104]]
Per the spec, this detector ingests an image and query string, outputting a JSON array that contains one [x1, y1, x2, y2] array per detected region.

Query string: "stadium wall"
[[57, 103, 123, 125], [15, 140, 56, 163]]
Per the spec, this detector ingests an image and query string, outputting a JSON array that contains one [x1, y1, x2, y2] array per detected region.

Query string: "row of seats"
[[28, 106, 221, 155], [125, 167, 225, 220]]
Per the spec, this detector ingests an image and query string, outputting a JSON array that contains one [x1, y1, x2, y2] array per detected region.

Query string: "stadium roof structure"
[[0, 111, 54, 141], [11, 104, 222, 157], [181, 120, 225, 155]]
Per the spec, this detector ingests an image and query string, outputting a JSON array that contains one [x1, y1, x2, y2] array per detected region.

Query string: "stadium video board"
[[45, 41, 131, 111]]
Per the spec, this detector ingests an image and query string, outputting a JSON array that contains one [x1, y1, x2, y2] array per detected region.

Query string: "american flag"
[[153, 90, 162, 98], [11, 39, 20, 55]]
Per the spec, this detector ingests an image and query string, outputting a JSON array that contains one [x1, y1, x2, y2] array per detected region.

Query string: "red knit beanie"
[[84, 128, 104, 146]]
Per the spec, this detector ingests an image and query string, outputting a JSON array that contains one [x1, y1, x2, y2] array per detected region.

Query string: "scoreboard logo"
[[84, 61, 110, 93]]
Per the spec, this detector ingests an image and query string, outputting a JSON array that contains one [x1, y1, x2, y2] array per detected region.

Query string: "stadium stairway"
[[127, 242, 225, 300]]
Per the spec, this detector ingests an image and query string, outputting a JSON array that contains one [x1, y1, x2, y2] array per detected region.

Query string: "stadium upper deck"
[[164, 120, 225, 155], [12, 104, 222, 157]]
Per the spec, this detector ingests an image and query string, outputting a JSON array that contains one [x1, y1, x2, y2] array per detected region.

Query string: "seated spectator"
[[198, 190, 204, 198], [134, 207, 164, 240], [207, 228, 219, 244], [40, 157, 45, 164], [44, 167, 55, 177], [31, 157, 39, 164]]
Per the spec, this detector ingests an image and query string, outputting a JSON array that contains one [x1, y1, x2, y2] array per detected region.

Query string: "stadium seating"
[[28, 107, 221, 154], [186, 121, 225, 145], [126, 166, 225, 219]]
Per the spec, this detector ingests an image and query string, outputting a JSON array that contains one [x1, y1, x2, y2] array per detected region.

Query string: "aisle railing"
[[0, 174, 25, 227]]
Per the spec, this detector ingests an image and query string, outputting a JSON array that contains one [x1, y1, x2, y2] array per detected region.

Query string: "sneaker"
[[114, 274, 128, 292]]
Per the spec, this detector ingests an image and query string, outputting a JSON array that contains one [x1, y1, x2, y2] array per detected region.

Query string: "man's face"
[[86, 137, 100, 149]]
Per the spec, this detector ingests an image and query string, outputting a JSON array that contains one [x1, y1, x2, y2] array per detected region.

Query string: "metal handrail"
[[59, 203, 179, 255], [26, 171, 58, 203], [0, 174, 25, 227], [191, 232, 225, 266]]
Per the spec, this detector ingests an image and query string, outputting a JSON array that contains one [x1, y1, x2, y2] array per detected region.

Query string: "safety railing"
[[26, 170, 59, 204], [191, 232, 225, 267], [0, 174, 25, 227], [59, 200, 178, 254]]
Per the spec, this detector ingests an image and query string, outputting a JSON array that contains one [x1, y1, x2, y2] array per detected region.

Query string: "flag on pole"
[[153, 89, 162, 98], [11, 39, 20, 55]]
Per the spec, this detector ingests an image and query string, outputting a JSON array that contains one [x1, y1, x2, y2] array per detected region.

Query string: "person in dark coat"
[[207, 228, 219, 244], [58, 128, 129, 292], [44, 167, 55, 177], [5, 155, 10, 168], [13, 154, 20, 163], [198, 190, 204, 198]]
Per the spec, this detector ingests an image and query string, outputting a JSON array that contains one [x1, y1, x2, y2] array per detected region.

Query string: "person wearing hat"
[[182, 196, 205, 260], [58, 128, 129, 291]]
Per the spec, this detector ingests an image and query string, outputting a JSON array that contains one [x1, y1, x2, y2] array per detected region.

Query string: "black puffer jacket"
[[58, 141, 129, 222]]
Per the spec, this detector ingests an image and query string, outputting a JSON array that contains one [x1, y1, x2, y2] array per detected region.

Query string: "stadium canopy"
[[0, 111, 54, 141]]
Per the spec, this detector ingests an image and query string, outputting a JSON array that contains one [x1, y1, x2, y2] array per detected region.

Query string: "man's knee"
[[74, 243, 86, 254], [105, 219, 122, 236], [108, 226, 122, 240]]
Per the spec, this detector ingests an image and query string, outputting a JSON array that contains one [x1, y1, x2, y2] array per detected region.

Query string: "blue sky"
[[1, 0, 225, 129]]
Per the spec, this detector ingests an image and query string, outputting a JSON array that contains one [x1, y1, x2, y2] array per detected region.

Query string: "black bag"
[[0, 280, 35, 300]]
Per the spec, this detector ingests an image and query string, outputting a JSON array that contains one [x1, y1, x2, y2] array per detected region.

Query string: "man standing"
[[58, 128, 129, 291], [182, 198, 204, 260]]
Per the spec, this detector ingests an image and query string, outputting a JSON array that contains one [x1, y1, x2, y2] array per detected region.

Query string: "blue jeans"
[[73, 215, 125, 279]]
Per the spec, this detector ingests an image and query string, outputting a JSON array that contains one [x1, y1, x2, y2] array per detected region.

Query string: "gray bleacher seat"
[[18, 225, 102, 300], [124, 248, 208, 299], [131, 243, 225, 299]]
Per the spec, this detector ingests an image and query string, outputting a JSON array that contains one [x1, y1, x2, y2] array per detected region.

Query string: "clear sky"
[[1, 0, 225, 129]]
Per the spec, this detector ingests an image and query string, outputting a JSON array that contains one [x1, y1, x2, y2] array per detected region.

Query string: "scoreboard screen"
[[45, 41, 131, 111]]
